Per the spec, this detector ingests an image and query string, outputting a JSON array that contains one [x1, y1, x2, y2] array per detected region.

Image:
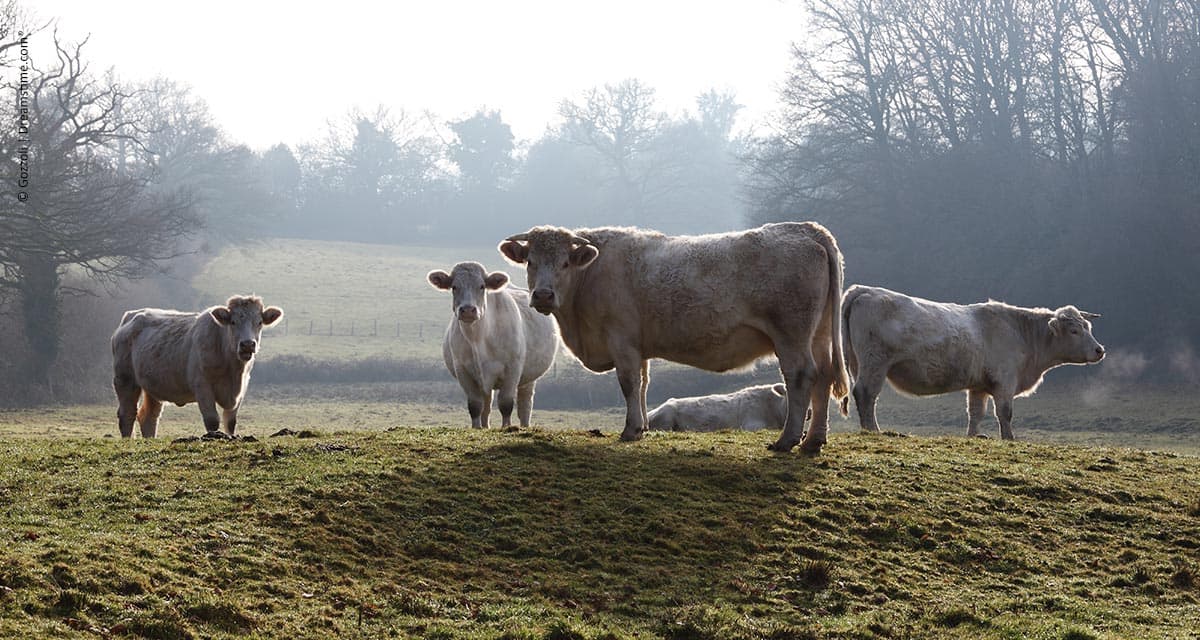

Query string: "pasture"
[[0, 425, 1198, 639], [4, 237, 1198, 638]]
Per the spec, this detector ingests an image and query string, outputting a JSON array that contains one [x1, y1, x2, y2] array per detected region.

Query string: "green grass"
[[191, 238, 507, 362], [0, 427, 1197, 639]]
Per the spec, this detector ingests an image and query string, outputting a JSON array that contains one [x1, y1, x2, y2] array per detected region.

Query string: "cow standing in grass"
[[111, 295, 284, 438], [428, 262, 558, 428], [499, 223, 849, 454], [841, 285, 1106, 439], [648, 384, 789, 432]]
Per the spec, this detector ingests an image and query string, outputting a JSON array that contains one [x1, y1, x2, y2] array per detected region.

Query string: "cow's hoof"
[[767, 440, 798, 452], [799, 441, 825, 456], [619, 430, 645, 442], [201, 431, 231, 441]]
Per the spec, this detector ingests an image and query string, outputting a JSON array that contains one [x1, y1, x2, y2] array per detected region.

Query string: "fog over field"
[[1, 0, 1198, 418]]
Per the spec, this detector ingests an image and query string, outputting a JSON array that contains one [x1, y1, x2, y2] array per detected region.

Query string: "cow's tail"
[[840, 285, 867, 416], [809, 223, 850, 416]]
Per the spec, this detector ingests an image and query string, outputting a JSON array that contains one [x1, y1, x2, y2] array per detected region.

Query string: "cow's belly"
[[653, 326, 775, 372], [886, 359, 971, 396]]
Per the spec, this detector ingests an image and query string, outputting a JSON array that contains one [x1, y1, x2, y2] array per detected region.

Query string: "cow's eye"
[[479, 284, 485, 290], [561, 260, 569, 269]]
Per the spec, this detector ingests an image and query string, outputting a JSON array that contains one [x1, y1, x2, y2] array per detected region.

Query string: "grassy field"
[[0, 426, 1197, 639], [191, 238, 509, 362], [8, 237, 1198, 638]]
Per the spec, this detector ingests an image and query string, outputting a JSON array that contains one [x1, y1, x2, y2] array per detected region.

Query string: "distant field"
[[192, 238, 507, 361]]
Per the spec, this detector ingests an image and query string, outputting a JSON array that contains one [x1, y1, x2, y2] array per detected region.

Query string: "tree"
[[558, 79, 668, 225], [447, 109, 515, 193], [0, 34, 197, 390]]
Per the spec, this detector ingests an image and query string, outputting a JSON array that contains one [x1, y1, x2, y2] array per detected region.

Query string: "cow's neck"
[[1017, 312, 1065, 392]]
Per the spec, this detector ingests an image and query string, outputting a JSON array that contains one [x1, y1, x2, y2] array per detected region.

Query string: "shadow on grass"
[[264, 430, 827, 635]]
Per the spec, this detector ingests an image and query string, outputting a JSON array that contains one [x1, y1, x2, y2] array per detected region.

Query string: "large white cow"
[[499, 223, 848, 454], [428, 262, 558, 428], [841, 285, 1105, 439], [648, 384, 788, 432], [111, 295, 284, 438]]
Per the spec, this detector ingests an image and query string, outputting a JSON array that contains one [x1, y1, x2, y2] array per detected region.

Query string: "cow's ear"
[[211, 307, 233, 325], [498, 240, 529, 265], [569, 244, 599, 268], [485, 271, 509, 290], [1080, 311, 1101, 320], [262, 306, 284, 326], [1047, 316, 1061, 336], [427, 270, 453, 290], [772, 383, 787, 397]]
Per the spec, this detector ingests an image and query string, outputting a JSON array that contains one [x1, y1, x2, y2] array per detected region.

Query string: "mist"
[[2, 0, 1199, 409]]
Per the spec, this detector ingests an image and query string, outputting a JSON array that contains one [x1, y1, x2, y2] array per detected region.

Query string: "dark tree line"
[[746, 0, 1200, 364]]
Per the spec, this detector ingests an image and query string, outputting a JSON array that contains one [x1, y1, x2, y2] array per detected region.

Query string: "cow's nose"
[[239, 340, 257, 352], [531, 289, 555, 306], [1096, 345, 1106, 357], [457, 305, 479, 322]]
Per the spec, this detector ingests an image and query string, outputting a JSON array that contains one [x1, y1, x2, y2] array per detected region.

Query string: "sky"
[[31, 0, 807, 151]]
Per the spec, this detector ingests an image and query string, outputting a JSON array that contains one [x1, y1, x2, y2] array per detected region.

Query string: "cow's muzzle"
[[530, 289, 557, 315], [456, 306, 480, 324], [1091, 344, 1106, 362], [238, 340, 257, 361]]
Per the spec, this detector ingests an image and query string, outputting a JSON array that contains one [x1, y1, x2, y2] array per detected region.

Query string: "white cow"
[[841, 285, 1105, 439], [648, 384, 788, 432], [428, 262, 558, 428], [111, 295, 284, 437]]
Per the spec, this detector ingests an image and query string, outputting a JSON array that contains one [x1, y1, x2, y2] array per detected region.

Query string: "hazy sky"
[[32, 0, 806, 151]]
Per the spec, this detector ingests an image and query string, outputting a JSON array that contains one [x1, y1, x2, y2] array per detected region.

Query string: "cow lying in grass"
[[841, 285, 1105, 439], [648, 384, 789, 432], [111, 295, 284, 438]]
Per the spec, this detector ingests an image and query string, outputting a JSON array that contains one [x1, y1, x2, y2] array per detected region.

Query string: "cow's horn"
[[1080, 311, 1101, 319], [569, 234, 594, 247], [504, 233, 531, 242]]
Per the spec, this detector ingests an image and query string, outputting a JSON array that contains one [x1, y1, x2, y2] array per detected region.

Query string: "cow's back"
[[572, 223, 831, 371], [845, 286, 987, 395], [115, 309, 203, 404]]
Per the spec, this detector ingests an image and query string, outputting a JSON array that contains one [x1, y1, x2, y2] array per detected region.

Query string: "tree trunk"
[[16, 255, 62, 389]]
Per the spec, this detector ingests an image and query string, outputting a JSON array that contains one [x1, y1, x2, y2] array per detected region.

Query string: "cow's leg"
[[460, 378, 487, 428], [222, 406, 239, 436], [993, 393, 1016, 440], [966, 390, 989, 437], [114, 379, 141, 438], [851, 366, 887, 432], [497, 382, 518, 428], [606, 339, 646, 441], [770, 350, 818, 453], [480, 390, 493, 428], [804, 335, 838, 446], [138, 396, 164, 438], [196, 391, 221, 434], [516, 383, 535, 427]]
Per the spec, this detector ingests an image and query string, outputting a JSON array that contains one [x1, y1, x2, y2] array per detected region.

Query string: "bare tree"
[[558, 79, 668, 224], [0, 33, 197, 390]]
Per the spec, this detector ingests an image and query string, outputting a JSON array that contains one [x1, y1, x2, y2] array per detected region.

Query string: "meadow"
[[2, 237, 1198, 639]]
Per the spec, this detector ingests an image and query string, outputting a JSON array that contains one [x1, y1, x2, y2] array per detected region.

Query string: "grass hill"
[[1, 428, 1197, 639]]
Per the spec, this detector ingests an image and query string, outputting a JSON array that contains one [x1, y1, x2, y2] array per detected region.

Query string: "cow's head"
[[1048, 306, 1105, 364], [498, 226, 598, 315], [427, 262, 509, 324], [210, 295, 284, 362]]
